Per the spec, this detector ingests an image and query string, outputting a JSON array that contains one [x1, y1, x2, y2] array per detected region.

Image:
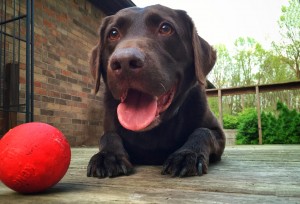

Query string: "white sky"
[[133, 0, 289, 49]]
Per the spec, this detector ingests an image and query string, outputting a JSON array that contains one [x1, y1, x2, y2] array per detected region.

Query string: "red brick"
[[56, 14, 68, 23], [43, 7, 56, 17], [34, 81, 42, 88], [35, 87, 47, 96], [62, 69, 72, 77], [43, 19, 55, 28]]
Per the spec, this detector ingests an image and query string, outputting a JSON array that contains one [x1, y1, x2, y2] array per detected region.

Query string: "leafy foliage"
[[223, 114, 239, 129], [236, 102, 300, 144], [210, 44, 232, 88], [272, 102, 300, 143], [236, 108, 259, 144], [273, 0, 300, 79]]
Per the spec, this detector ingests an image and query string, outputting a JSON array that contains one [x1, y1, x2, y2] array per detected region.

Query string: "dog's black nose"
[[110, 48, 145, 72]]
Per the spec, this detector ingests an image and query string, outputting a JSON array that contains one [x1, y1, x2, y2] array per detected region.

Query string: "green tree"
[[233, 37, 258, 86], [254, 43, 268, 84], [257, 50, 293, 84], [209, 44, 232, 88], [273, 0, 300, 79], [231, 37, 261, 112]]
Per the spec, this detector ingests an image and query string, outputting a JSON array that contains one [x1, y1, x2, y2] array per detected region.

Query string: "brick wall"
[[33, 0, 105, 146]]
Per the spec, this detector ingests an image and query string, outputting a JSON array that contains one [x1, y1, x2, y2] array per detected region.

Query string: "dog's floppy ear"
[[89, 43, 101, 93], [89, 18, 110, 93], [191, 21, 217, 85]]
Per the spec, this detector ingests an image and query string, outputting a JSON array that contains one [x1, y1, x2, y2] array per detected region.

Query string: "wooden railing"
[[206, 80, 300, 144]]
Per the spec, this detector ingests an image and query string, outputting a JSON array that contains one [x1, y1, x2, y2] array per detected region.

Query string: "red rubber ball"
[[0, 122, 71, 194]]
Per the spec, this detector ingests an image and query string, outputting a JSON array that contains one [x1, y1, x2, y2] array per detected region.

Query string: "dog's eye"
[[108, 28, 120, 41], [159, 23, 174, 36]]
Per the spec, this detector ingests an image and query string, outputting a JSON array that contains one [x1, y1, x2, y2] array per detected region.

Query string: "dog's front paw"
[[87, 151, 133, 178], [161, 150, 208, 177]]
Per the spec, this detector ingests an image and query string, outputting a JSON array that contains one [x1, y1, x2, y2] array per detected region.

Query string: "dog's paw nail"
[[161, 169, 167, 175], [179, 168, 188, 177], [198, 163, 203, 176]]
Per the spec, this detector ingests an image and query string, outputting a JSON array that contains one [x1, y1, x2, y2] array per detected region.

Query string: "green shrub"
[[236, 101, 300, 145], [271, 102, 300, 144], [261, 111, 278, 144], [236, 108, 259, 144], [223, 114, 239, 129]]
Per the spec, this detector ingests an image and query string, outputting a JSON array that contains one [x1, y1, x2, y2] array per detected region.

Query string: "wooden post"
[[218, 89, 223, 128], [241, 95, 244, 111], [256, 86, 262, 145]]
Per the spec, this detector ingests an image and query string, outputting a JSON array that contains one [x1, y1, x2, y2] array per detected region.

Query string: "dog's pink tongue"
[[117, 90, 157, 131]]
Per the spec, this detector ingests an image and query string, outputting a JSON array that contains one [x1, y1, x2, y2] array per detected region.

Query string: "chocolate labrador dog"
[[87, 4, 225, 178]]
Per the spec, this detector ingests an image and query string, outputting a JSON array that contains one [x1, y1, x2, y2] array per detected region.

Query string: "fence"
[[206, 80, 300, 144], [0, 0, 34, 136]]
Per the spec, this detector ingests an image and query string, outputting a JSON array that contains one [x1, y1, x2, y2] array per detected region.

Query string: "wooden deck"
[[1, 145, 300, 203]]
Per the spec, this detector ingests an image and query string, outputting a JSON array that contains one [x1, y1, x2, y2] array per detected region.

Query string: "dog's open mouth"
[[117, 85, 176, 131]]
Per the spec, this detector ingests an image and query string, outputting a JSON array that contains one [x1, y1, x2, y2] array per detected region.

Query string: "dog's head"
[[90, 5, 216, 132]]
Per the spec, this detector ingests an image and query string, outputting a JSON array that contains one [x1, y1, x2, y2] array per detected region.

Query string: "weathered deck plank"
[[1, 145, 300, 203]]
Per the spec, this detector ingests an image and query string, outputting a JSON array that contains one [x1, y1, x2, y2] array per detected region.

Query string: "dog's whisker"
[[160, 83, 167, 92]]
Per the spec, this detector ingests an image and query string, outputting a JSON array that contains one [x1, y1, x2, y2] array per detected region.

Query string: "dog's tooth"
[[120, 90, 128, 102]]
